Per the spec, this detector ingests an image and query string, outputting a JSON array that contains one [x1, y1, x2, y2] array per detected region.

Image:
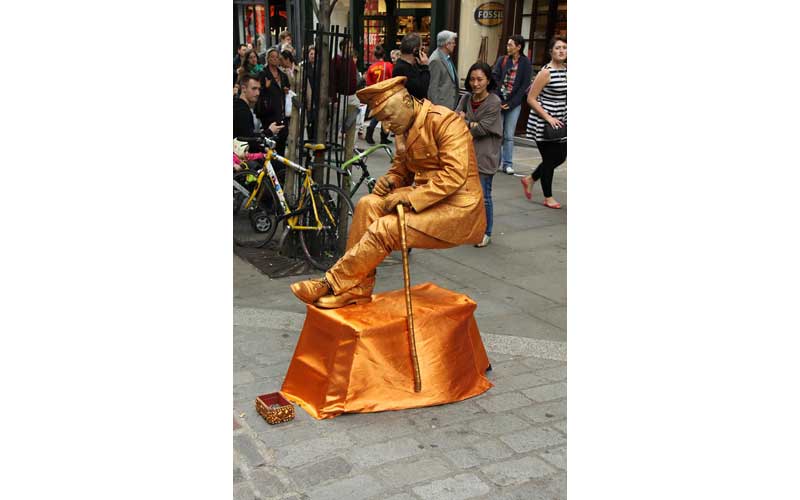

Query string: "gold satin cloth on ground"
[[280, 283, 493, 419]]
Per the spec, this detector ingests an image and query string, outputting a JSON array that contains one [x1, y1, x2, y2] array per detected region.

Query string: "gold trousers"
[[325, 190, 451, 295]]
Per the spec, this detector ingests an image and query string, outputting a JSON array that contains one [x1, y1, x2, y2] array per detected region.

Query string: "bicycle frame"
[[237, 142, 336, 232], [334, 144, 394, 196]]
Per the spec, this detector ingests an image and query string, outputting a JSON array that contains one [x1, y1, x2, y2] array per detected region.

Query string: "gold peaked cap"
[[356, 76, 409, 118]]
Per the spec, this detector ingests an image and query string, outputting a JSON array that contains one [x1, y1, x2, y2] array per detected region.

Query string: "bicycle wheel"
[[233, 170, 279, 248], [298, 184, 354, 271]]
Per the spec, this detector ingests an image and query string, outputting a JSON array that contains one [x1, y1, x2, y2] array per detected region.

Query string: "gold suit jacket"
[[385, 100, 487, 245]]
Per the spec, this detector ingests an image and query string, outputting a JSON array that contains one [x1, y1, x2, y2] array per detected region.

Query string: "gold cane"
[[397, 204, 422, 392]]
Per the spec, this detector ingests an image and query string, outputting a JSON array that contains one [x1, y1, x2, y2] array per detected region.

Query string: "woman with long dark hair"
[[523, 36, 567, 209], [236, 49, 263, 83], [457, 62, 502, 247], [491, 34, 532, 175]]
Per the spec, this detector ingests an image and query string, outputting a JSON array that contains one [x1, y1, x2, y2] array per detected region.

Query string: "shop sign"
[[474, 2, 503, 27]]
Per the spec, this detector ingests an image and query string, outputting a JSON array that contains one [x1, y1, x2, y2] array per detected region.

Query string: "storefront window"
[[235, 2, 286, 51], [395, 14, 431, 52], [363, 19, 387, 65], [365, 0, 387, 15], [360, 0, 431, 67]]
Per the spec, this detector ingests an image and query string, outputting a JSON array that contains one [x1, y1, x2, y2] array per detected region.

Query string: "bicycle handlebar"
[[235, 135, 277, 150], [342, 144, 394, 169]]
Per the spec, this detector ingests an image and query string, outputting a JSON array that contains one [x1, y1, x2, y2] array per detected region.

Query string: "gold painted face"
[[373, 91, 415, 135]]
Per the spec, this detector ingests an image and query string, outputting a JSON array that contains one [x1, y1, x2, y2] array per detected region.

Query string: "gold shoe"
[[314, 289, 373, 309], [314, 278, 374, 309], [290, 278, 331, 304]]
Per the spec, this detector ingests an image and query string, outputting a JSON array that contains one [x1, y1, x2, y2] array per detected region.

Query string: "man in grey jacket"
[[427, 31, 459, 110]]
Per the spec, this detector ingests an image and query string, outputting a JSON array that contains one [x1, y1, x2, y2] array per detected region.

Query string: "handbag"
[[233, 138, 249, 158], [543, 122, 566, 140]]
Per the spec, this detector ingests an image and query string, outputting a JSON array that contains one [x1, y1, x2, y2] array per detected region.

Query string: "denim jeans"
[[479, 173, 494, 236], [501, 105, 522, 168]]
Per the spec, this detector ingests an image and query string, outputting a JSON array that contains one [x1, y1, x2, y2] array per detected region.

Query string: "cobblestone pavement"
[[234, 140, 567, 499]]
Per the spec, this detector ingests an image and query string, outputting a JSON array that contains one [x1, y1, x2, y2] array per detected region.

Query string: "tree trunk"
[[315, 0, 331, 187]]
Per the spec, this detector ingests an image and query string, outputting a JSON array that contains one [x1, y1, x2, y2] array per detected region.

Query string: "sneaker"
[[501, 165, 515, 175], [475, 234, 491, 248]]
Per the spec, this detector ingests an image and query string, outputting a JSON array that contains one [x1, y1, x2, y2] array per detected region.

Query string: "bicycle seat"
[[303, 143, 327, 151]]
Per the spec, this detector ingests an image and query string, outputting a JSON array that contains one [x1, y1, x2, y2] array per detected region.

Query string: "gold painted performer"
[[290, 76, 486, 309]]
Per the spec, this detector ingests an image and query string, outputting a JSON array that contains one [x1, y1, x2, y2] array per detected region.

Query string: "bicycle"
[[233, 135, 354, 271], [316, 143, 393, 197], [339, 143, 394, 197]]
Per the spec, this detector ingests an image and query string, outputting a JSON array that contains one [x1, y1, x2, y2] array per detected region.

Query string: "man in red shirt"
[[363, 45, 393, 144]]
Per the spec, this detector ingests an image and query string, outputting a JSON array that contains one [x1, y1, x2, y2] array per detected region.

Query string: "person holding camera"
[[233, 74, 284, 157], [392, 33, 430, 101]]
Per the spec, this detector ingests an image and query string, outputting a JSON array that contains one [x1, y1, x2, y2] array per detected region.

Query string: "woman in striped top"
[[522, 36, 567, 209]]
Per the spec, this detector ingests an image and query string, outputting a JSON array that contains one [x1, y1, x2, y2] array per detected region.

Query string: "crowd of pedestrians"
[[233, 30, 566, 243], [442, 32, 568, 246]]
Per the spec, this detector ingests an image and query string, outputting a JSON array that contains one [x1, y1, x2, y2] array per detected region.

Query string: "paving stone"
[[522, 382, 567, 403], [233, 482, 257, 500], [536, 365, 567, 382], [383, 494, 417, 500], [276, 433, 355, 468], [483, 352, 518, 363], [348, 436, 424, 468], [493, 473, 567, 500], [234, 370, 256, 386], [293, 456, 353, 490], [484, 359, 531, 377], [234, 380, 280, 404], [468, 413, 529, 436], [251, 468, 290, 497], [234, 307, 306, 331], [531, 304, 567, 331], [483, 334, 567, 362], [408, 400, 484, 428], [480, 456, 556, 487], [251, 363, 290, 379], [233, 464, 245, 484], [499, 427, 566, 453], [490, 372, 550, 394], [348, 415, 418, 445], [442, 438, 515, 469], [419, 423, 484, 450], [551, 420, 567, 434], [412, 473, 491, 500], [234, 434, 266, 468], [307, 474, 384, 500], [515, 401, 567, 425], [539, 446, 567, 470], [375, 457, 452, 488], [475, 391, 533, 413]]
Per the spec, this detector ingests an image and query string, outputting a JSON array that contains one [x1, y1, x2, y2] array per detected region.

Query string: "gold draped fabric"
[[281, 283, 492, 419]]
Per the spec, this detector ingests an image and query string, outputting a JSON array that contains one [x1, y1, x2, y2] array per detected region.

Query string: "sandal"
[[543, 200, 562, 209], [520, 177, 533, 200]]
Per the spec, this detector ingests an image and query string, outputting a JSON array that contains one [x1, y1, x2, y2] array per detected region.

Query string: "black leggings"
[[532, 140, 567, 198]]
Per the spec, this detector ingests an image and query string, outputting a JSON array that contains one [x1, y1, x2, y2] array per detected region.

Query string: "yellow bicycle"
[[233, 136, 354, 270]]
